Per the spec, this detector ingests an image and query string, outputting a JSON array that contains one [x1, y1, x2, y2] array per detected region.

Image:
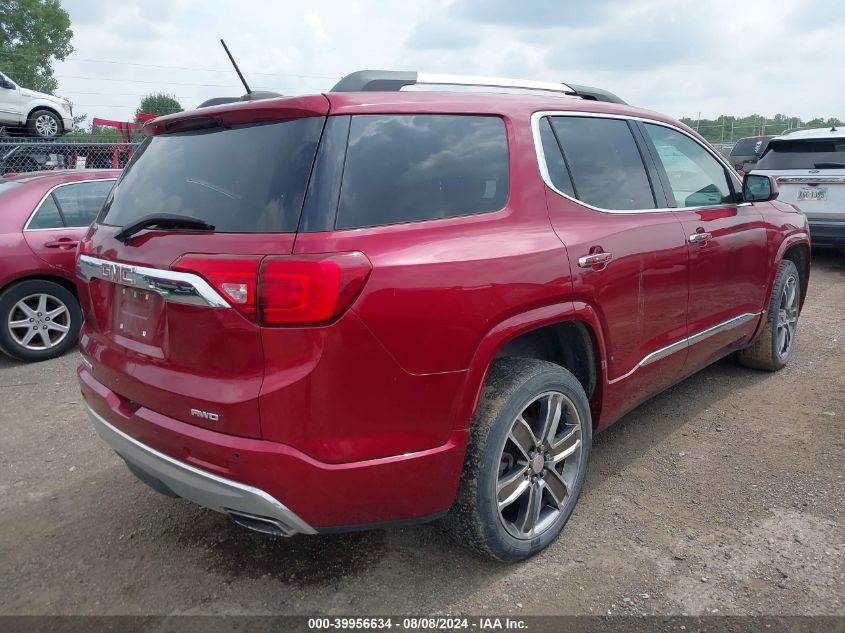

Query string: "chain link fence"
[[0, 137, 141, 175]]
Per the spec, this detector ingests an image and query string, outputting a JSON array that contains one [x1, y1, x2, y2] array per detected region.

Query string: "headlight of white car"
[[61, 102, 71, 113]]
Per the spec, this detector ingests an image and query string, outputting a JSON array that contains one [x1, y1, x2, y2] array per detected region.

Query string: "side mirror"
[[0, 79, 14, 90], [743, 174, 779, 203]]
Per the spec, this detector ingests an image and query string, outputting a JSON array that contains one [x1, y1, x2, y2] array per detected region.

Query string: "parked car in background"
[[75, 71, 809, 562], [753, 127, 845, 248], [0, 70, 74, 138], [729, 135, 774, 173], [0, 170, 118, 362], [0, 139, 130, 175]]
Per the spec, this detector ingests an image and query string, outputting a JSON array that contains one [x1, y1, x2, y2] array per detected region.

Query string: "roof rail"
[[330, 70, 626, 104]]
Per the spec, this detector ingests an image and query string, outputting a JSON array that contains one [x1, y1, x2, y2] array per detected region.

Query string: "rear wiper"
[[114, 214, 215, 244], [814, 161, 845, 169]]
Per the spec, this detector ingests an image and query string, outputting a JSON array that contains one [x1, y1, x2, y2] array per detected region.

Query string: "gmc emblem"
[[102, 262, 134, 285]]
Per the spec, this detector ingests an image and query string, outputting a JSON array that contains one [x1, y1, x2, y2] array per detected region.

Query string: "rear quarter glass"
[[99, 117, 325, 233], [335, 114, 509, 230]]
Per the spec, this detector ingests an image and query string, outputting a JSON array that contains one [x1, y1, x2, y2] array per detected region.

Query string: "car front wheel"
[[0, 280, 82, 362], [738, 259, 801, 371], [27, 109, 63, 138], [443, 358, 592, 562]]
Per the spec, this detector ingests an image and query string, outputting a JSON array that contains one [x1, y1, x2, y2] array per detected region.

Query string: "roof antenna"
[[220, 39, 252, 94]]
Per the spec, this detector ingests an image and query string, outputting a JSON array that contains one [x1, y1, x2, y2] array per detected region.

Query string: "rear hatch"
[[77, 97, 329, 438], [753, 135, 845, 223]]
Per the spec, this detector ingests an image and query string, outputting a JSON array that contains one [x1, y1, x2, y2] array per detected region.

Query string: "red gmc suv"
[[75, 71, 810, 562]]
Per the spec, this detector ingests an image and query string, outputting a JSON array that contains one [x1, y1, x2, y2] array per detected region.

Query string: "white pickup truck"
[[0, 70, 74, 138]]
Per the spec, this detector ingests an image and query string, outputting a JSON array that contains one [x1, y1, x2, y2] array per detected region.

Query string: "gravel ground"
[[1, 252, 843, 617]]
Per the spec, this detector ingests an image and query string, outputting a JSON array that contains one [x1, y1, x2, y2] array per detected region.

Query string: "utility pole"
[[721, 118, 725, 143], [696, 111, 701, 131], [730, 119, 734, 143]]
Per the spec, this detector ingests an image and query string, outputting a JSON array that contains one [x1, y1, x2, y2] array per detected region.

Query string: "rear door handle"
[[688, 232, 712, 244], [44, 238, 80, 249], [578, 252, 613, 268]]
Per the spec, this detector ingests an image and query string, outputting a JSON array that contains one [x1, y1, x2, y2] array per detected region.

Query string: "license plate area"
[[798, 187, 827, 201], [110, 285, 165, 345]]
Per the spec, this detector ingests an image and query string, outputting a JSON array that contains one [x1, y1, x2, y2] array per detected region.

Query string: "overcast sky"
[[55, 0, 843, 127]]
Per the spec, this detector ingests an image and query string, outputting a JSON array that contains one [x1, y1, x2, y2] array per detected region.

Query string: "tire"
[[738, 259, 801, 371], [443, 358, 592, 562], [0, 280, 82, 362], [27, 109, 62, 138]]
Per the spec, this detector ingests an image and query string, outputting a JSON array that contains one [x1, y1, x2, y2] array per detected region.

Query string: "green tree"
[[136, 93, 183, 119], [0, 0, 74, 94]]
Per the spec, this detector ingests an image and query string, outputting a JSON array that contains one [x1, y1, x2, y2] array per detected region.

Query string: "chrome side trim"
[[87, 404, 316, 536], [416, 72, 576, 95], [77, 254, 231, 308], [531, 110, 744, 215], [23, 179, 117, 231], [639, 312, 758, 367], [776, 176, 845, 184]]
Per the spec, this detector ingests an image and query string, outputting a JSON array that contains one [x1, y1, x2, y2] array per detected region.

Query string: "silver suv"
[[752, 127, 845, 248]]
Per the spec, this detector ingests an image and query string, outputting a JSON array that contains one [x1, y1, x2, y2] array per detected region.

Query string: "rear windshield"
[[730, 137, 770, 157], [756, 138, 845, 170], [99, 117, 324, 232]]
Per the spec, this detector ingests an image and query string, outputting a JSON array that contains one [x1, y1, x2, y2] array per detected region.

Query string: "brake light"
[[258, 253, 371, 325], [173, 252, 371, 325], [173, 255, 262, 318]]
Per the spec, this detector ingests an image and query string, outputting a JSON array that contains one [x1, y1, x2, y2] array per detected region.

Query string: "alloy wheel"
[[34, 114, 59, 137], [775, 274, 799, 360], [496, 391, 583, 540], [6, 293, 71, 351]]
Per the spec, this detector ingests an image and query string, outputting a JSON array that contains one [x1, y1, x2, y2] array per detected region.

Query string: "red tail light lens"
[[173, 255, 262, 318], [173, 252, 371, 326], [259, 252, 371, 325]]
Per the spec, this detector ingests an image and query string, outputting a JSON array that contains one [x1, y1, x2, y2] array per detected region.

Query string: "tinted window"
[[28, 195, 64, 229], [335, 115, 508, 229], [52, 180, 114, 227], [101, 118, 324, 232], [644, 123, 733, 207], [538, 117, 575, 197], [550, 117, 655, 210], [756, 138, 845, 170], [730, 137, 770, 157]]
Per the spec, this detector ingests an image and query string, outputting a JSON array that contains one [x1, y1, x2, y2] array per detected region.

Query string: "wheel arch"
[[456, 302, 608, 432], [781, 241, 810, 309], [1, 273, 78, 299], [25, 104, 65, 134]]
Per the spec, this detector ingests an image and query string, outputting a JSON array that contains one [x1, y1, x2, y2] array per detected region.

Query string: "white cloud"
[[52, 0, 843, 125]]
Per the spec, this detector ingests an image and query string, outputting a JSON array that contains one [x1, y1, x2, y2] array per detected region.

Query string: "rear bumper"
[[88, 404, 316, 536], [808, 220, 845, 247], [79, 366, 467, 531]]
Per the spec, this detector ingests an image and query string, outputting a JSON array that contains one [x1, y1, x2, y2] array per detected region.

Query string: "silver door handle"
[[688, 232, 712, 244], [578, 252, 613, 268]]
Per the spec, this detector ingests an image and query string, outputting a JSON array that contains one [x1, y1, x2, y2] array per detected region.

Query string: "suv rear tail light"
[[173, 252, 371, 325], [173, 255, 262, 318], [258, 253, 371, 325]]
